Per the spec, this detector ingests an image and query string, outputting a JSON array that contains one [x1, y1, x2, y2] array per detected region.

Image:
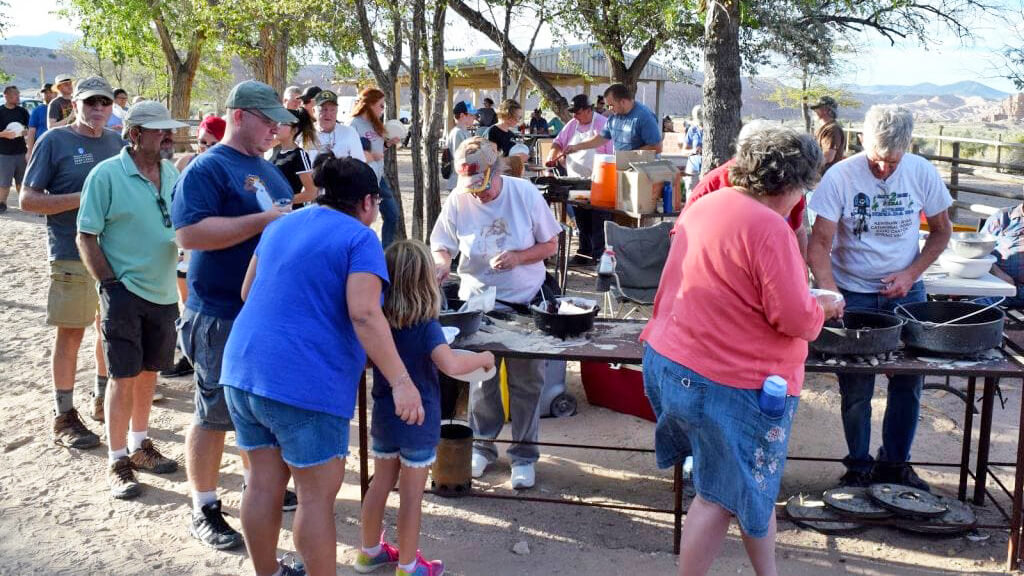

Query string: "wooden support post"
[[997, 133, 1003, 173], [937, 125, 944, 157], [655, 81, 663, 120], [950, 141, 960, 223]]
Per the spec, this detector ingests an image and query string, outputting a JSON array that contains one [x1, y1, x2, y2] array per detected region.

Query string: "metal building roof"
[[443, 43, 673, 85]]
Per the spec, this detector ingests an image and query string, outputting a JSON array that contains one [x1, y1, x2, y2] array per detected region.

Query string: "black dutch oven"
[[439, 299, 483, 340], [809, 309, 905, 356], [894, 301, 1005, 356], [530, 297, 599, 339]]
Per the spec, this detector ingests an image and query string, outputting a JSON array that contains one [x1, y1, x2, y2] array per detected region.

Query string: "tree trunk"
[[355, 0, 407, 241], [701, 0, 741, 173], [448, 0, 569, 119], [424, 2, 446, 232], [249, 25, 289, 95], [499, 0, 512, 100], [409, 0, 425, 241], [801, 71, 812, 133]]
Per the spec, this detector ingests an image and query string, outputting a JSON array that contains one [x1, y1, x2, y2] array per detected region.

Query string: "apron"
[[566, 123, 599, 179]]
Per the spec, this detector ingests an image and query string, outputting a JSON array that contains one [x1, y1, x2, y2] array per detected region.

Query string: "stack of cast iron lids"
[[785, 484, 976, 536]]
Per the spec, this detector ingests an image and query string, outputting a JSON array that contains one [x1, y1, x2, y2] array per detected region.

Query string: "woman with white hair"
[[681, 104, 704, 192], [807, 104, 953, 491]]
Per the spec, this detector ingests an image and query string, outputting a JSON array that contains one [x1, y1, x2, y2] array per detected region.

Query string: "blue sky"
[[7, 0, 1021, 93]]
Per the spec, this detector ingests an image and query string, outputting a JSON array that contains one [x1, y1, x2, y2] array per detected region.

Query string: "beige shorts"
[[47, 260, 99, 328]]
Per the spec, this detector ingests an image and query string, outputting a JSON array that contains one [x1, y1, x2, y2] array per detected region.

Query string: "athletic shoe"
[[108, 456, 141, 500], [189, 500, 244, 550], [151, 388, 165, 402], [90, 393, 104, 423], [53, 409, 101, 449], [471, 452, 489, 479], [278, 553, 306, 575], [242, 482, 299, 512], [395, 552, 444, 576], [160, 356, 194, 378], [510, 463, 535, 489], [129, 439, 178, 474], [353, 539, 399, 573]]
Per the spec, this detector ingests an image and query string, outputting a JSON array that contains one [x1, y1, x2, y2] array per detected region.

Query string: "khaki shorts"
[[47, 260, 99, 328]]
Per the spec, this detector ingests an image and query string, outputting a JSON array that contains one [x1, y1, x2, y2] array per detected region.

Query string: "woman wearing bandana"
[[429, 137, 561, 490]]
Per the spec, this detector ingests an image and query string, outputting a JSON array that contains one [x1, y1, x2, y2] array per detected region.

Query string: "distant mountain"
[[0, 32, 80, 50], [853, 81, 1009, 101]]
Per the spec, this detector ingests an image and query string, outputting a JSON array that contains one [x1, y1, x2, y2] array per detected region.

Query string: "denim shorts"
[[224, 386, 351, 468], [643, 346, 798, 538], [371, 439, 437, 468], [177, 307, 236, 431]]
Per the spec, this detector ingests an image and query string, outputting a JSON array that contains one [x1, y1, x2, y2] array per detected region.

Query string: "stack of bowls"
[[939, 232, 997, 279]]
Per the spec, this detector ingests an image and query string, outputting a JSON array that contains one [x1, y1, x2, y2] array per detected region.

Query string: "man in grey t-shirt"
[[21, 76, 123, 450]]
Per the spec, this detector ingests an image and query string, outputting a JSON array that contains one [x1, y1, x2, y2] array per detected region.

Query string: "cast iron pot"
[[809, 309, 905, 356], [531, 298, 599, 339], [439, 299, 483, 340], [894, 301, 1005, 356]]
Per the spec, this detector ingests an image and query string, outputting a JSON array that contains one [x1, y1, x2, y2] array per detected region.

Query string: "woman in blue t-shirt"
[[221, 156, 426, 576], [356, 239, 493, 576]]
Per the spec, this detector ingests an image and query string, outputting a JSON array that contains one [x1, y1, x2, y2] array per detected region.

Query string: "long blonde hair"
[[383, 240, 441, 329]]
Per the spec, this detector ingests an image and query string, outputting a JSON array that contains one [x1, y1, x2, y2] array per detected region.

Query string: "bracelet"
[[100, 278, 120, 289]]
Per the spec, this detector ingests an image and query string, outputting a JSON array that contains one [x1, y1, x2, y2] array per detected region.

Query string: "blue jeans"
[[837, 281, 925, 473], [379, 175, 399, 249]]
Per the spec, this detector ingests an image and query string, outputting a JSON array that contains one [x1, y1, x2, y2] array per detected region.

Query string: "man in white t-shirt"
[[308, 90, 366, 165], [807, 105, 953, 492]]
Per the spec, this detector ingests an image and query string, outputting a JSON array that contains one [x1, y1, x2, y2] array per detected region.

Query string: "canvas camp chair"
[[599, 220, 673, 319]]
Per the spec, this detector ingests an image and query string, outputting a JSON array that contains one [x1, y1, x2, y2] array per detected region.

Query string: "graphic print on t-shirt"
[[848, 182, 919, 241], [472, 218, 510, 276]]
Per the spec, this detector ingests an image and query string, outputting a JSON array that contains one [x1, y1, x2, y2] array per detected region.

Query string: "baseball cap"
[[73, 77, 114, 101], [314, 90, 338, 106], [198, 115, 227, 141], [809, 96, 838, 111], [54, 73, 73, 85], [225, 80, 296, 123], [122, 100, 188, 137], [300, 86, 322, 103], [39, 83, 53, 94], [568, 94, 592, 113], [454, 137, 500, 194], [453, 100, 477, 116]]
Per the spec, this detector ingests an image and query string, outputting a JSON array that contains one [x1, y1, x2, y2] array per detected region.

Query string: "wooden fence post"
[[950, 141, 960, 222], [937, 125, 944, 157], [997, 134, 1003, 174]]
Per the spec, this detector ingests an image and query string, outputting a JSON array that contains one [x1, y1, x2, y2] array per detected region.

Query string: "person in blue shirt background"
[[25, 83, 54, 162], [560, 83, 663, 263], [681, 104, 704, 193]]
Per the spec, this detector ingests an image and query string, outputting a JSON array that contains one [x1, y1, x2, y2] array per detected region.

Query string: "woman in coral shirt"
[[641, 124, 841, 576]]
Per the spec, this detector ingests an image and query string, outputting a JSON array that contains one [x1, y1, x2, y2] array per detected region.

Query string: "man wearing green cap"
[[21, 76, 122, 451], [171, 80, 296, 551], [77, 100, 187, 499]]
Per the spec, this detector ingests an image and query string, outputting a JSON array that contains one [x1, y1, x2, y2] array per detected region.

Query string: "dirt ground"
[[0, 152, 1020, 575]]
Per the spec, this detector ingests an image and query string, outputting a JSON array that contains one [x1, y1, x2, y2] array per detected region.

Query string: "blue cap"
[[453, 100, 477, 117]]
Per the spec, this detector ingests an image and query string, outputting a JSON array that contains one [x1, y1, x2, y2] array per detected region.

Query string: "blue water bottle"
[[662, 181, 673, 214], [759, 375, 787, 418]]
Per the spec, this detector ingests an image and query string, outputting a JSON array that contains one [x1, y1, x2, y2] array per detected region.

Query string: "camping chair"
[[599, 220, 673, 319]]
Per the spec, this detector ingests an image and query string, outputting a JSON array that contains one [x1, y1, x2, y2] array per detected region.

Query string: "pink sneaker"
[[353, 539, 400, 573], [395, 552, 444, 576]]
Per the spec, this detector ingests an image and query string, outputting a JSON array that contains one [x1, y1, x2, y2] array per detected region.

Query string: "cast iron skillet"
[[809, 309, 905, 356]]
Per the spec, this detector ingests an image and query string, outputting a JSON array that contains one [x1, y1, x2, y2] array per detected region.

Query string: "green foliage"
[[765, 83, 859, 111]]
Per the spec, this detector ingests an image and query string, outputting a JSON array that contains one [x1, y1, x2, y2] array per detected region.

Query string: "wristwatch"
[[100, 278, 120, 290]]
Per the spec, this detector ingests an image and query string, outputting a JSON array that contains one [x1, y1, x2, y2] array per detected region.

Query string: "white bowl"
[[949, 232, 997, 259], [938, 252, 996, 279], [447, 349, 497, 382]]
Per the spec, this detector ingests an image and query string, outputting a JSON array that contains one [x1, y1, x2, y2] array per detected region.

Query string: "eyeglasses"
[[83, 96, 113, 107], [244, 109, 277, 128], [155, 195, 172, 228]]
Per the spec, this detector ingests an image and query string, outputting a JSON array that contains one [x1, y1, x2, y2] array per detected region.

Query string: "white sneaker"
[[471, 452, 489, 478], [510, 463, 535, 489]]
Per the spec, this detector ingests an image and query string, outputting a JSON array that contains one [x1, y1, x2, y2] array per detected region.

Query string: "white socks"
[[362, 544, 381, 556], [399, 560, 416, 573], [243, 467, 251, 486], [192, 490, 218, 512], [108, 448, 128, 464], [128, 430, 148, 452]]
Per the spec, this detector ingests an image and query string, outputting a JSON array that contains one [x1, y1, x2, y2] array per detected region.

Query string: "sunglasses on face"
[[83, 96, 113, 107]]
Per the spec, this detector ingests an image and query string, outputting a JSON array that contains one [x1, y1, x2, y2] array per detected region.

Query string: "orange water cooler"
[[590, 154, 618, 208]]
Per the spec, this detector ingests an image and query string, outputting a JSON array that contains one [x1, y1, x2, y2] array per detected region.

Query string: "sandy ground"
[[0, 152, 1021, 575]]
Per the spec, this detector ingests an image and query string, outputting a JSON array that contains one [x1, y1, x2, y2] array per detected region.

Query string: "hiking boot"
[[353, 538, 399, 573], [837, 469, 872, 488], [160, 356, 194, 378], [278, 553, 306, 575], [129, 439, 178, 474], [189, 500, 244, 550], [396, 552, 444, 576], [872, 462, 931, 492], [109, 456, 142, 500], [90, 393, 105, 423], [53, 409, 101, 449]]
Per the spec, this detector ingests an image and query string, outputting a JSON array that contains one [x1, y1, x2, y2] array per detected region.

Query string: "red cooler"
[[580, 362, 656, 422]]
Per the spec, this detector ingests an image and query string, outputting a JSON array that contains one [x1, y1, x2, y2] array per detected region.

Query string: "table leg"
[[673, 462, 683, 555], [1007, 379, 1024, 571], [359, 371, 368, 501], [974, 377, 997, 505], [959, 377, 977, 501]]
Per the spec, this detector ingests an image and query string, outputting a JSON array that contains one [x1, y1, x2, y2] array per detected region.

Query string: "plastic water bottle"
[[662, 181, 673, 214], [598, 245, 616, 276], [759, 375, 787, 418]]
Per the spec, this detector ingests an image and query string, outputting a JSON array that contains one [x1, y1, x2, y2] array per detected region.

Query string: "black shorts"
[[99, 282, 179, 379]]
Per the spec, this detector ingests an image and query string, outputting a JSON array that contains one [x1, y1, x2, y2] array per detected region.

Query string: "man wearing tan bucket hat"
[[47, 73, 75, 129]]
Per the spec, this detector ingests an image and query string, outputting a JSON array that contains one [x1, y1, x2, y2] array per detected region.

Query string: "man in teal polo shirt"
[[77, 101, 186, 499]]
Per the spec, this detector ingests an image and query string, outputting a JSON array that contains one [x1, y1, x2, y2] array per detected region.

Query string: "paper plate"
[[442, 326, 460, 345], [5, 122, 25, 136], [447, 349, 496, 382], [384, 119, 408, 141], [810, 288, 844, 304]]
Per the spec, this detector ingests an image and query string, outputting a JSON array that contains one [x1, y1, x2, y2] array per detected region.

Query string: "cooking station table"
[[354, 317, 1024, 568]]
